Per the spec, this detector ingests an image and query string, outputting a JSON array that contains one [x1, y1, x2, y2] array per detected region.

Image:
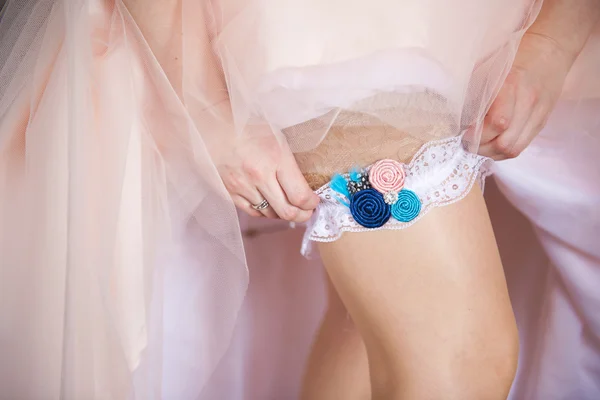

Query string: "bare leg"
[[317, 186, 518, 400], [301, 276, 370, 400]]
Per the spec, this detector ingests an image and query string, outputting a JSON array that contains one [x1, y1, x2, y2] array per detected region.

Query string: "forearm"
[[527, 0, 600, 64], [121, 0, 181, 58]]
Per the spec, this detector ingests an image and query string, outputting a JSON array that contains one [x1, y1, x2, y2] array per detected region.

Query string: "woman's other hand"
[[478, 33, 571, 160], [479, 0, 600, 160]]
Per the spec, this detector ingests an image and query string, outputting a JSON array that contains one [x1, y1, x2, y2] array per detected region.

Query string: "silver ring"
[[251, 199, 270, 211]]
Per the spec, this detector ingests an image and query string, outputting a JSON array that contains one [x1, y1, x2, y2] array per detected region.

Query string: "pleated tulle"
[[0, 1, 247, 398]]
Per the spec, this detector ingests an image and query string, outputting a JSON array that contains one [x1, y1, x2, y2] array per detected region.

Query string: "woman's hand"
[[217, 128, 320, 222], [478, 33, 572, 160], [123, 0, 318, 222], [479, 0, 600, 160]]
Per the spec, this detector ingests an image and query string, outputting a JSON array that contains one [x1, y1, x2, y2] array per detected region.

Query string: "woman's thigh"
[[318, 185, 518, 398]]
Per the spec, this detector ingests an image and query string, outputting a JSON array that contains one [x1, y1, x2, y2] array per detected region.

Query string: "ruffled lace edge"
[[301, 135, 493, 257]]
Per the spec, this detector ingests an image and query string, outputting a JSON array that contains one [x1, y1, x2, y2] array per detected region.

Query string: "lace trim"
[[301, 135, 492, 257]]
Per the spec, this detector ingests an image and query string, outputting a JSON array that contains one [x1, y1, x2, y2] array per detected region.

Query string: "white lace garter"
[[301, 135, 492, 257]]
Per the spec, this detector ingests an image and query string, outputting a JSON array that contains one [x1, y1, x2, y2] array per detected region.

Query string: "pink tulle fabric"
[[0, 1, 248, 398], [0, 0, 598, 398]]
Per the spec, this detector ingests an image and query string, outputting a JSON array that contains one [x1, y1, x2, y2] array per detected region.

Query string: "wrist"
[[515, 31, 577, 75], [523, 30, 580, 67], [524, 0, 600, 68]]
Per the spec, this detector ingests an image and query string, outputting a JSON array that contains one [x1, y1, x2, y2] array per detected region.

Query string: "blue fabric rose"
[[391, 189, 421, 222], [350, 188, 391, 228]]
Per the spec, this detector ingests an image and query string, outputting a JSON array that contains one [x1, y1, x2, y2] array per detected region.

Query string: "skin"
[[300, 276, 371, 400], [305, 187, 519, 400], [217, 128, 320, 222], [302, 1, 600, 399], [479, 0, 600, 160]]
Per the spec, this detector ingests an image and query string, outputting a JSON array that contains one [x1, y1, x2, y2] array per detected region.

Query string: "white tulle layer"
[[255, 50, 453, 128], [215, 0, 543, 152], [302, 135, 492, 256]]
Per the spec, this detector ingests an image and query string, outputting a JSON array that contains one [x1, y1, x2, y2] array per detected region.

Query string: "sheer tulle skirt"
[[0, 1, 247, 398]]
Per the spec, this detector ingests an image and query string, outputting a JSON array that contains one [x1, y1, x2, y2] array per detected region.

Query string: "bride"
[[0, 0, 598, 399]]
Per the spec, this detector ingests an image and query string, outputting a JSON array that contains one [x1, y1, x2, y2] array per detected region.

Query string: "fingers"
[[240, 157, 314, 222], [220, 133, 318, 222], [481, 77, 517, 146], [276, 152, 320, 211], [231, 195, 263, 218], [227, 168, 314, 222], [241, 186, 279, 219], [223, 169, 278, 219], [258, 173, 314, 223], [500, 106, 547, 158], [479, 79, 533, 160]]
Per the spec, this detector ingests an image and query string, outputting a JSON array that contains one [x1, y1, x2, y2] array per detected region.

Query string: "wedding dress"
[[1, 0, 597, 399]]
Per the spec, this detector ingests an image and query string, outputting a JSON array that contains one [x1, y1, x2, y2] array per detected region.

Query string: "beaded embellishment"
[[300, 135, 493, 257], [330, 161, 420, 228]]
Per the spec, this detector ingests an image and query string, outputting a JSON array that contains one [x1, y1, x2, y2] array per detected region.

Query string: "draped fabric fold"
[[1, 1, 247, 398]]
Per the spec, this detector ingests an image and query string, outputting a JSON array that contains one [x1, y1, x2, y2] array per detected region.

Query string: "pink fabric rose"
[[368, 159, 405, 194]]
